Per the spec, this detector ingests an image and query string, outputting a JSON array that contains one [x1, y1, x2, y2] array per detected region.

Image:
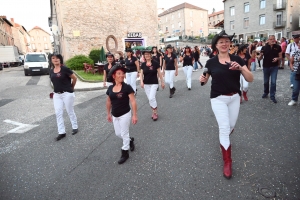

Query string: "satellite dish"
[[51, 24, 59, 36]]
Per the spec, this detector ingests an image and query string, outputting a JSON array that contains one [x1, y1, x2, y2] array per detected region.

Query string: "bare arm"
[[240, 65, 254, 82], [106, 96, 112, 122], [159, 56, 162, 67], [103, 70, 107, 86], [290, 56, 294, 70], [140, 69, 144, 88], [129, 93, 138, 124], [135, 60, 140, 72], [157, 68, 165, 89], [70, 73, 77, 90]]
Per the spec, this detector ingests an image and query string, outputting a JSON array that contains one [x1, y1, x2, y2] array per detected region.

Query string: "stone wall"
[[57, 0, 158, 60]]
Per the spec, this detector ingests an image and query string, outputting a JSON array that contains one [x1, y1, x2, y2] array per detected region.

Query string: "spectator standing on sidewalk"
[[180, 46, 194, 90], [199, 30, 253, 179], [106, 64, 137, 164], [124, 48, 140, 95], [50, 53, 78, 141], [256, 41, 263, 69], [140, 49, 165, 120], [258, 35, 282, 103], [237, 45, 251, 103], [288, 42, 300, 106], [163, 44, 178, 98], [280, 37, 287, 69], [285, 34, 300, 88], [103, 52, 115, 87]]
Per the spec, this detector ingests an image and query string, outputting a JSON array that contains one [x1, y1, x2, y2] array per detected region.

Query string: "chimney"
[[11, 18, 14, 22]]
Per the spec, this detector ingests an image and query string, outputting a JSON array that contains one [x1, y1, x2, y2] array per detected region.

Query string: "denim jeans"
[[193, 61, 198, 70], [290, 71, 296, 85], [292, 75, 300, 101], [263, 66, 279, 98], [251, 62, 256, 71]]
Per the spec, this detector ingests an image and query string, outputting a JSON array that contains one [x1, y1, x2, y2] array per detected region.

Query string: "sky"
[[0, 0, 224, 34], [0, 0, 51, 33]]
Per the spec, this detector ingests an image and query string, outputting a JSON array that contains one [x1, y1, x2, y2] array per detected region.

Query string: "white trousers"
[[240, 74, 248, 92], [53, 92, 78, 134], [106, 82, 113, 87], [182, 66, 193, 88], [113, 111, 131, 150], [210, 94, 240, 150], [126, 72, 138, 93], [144, 84, 158, 108], [165, 70, 175, 88]]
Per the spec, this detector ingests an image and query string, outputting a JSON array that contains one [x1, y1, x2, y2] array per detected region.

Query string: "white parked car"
[[24, 52, 49, 76]]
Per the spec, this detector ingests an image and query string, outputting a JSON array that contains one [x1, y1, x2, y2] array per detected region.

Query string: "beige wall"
[[53, 0, 158, 60], [209, 12, 224, 27], [29, 28, 52, 53], [12, 27, 27, 54], [159, 8, 209, 38]]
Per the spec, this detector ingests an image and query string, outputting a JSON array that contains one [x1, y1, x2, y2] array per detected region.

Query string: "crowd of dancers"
[[49, 30, 300, 179]]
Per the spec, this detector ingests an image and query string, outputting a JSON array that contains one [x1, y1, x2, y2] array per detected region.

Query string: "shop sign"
[[127, 32, 142, 38]]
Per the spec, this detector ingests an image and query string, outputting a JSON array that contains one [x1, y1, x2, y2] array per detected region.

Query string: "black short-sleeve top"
[[106, 82, 135, 117], [141, 60, 160, 84], [125, 56, 138, 72], [104, 62, 115, 82], [206, 54, 245, 98], [164, 53, 177, 70], [261, 44, 282, 67], [182, 54, 194, 66], [50, 66, 74, 93], [152, 53, 162, 65]]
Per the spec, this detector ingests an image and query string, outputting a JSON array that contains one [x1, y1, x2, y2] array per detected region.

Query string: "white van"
[[24, 52, 49, 76]]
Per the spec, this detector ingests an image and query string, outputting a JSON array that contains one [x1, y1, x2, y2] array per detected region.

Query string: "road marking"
[[3, 119, 39, 134]]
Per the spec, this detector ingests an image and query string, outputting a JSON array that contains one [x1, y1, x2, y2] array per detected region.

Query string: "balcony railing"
[[273, 21, 286, 28], [273, 0, 286, 10]]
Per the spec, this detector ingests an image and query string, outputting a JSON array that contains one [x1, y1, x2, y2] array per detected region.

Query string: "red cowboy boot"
[[220, 145, 232, 179], [152, 108, 158, 121], [243, 91, 248, 101]]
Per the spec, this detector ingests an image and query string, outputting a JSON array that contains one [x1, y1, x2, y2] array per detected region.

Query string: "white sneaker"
[[288, 100, 297, 106], [290, 84, 293, 88]]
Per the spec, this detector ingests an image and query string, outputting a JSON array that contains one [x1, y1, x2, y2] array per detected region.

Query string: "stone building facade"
[[49, 0, 159, 60], [158, 3, 209, 40], [10, 18, 31, 55], [0, 16, 14, 46], [223, 0, 300, 42], [29, 26, 53, 53], [208, 10, 224, 35]]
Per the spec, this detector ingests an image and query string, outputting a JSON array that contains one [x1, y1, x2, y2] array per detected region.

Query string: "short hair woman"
[[50, 53, 78, 141], [106, 64, 138, 164]]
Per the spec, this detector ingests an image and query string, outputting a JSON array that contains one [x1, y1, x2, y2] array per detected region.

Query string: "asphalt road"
[[0, 62, 299, 200]]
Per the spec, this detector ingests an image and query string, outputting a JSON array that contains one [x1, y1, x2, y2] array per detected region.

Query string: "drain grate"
[[0, 99, 14, 108]]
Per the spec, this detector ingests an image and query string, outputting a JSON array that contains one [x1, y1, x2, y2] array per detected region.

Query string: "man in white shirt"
[[285, 34, 300, 88]]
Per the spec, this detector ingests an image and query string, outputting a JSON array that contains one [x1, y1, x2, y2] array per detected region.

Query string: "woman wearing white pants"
[[237, 45, 251, 102], [50, 53, 78, 141], [180, 46, 194, 90], [200, 30, 253, 179], [140, 49, 165, 120], [163, 44, 178, 98], [125, 48, 140, 95], [106, 64, 138, 164]]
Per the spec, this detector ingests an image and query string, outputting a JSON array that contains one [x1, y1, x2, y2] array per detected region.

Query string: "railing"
[[273, 0, 286, 10], [273, 21, 286, 28]]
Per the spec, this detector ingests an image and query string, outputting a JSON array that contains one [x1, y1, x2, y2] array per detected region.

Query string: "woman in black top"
[[140, 49, 165, 121], [237, 45, 251, 103], [180, 46, 194, 90], [163, 44, 178, 98], [193, 46, 203, 70], [124, 48, 140, 95], [106, 64, 138, 164], [151, 46, 162, 68], [50, 53, 78, 141], [200, 30, 253, 179], [103, 52, 115, 87]]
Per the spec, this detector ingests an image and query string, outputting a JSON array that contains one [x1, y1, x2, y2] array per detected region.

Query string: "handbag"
[[49, 92, 54, 99]]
